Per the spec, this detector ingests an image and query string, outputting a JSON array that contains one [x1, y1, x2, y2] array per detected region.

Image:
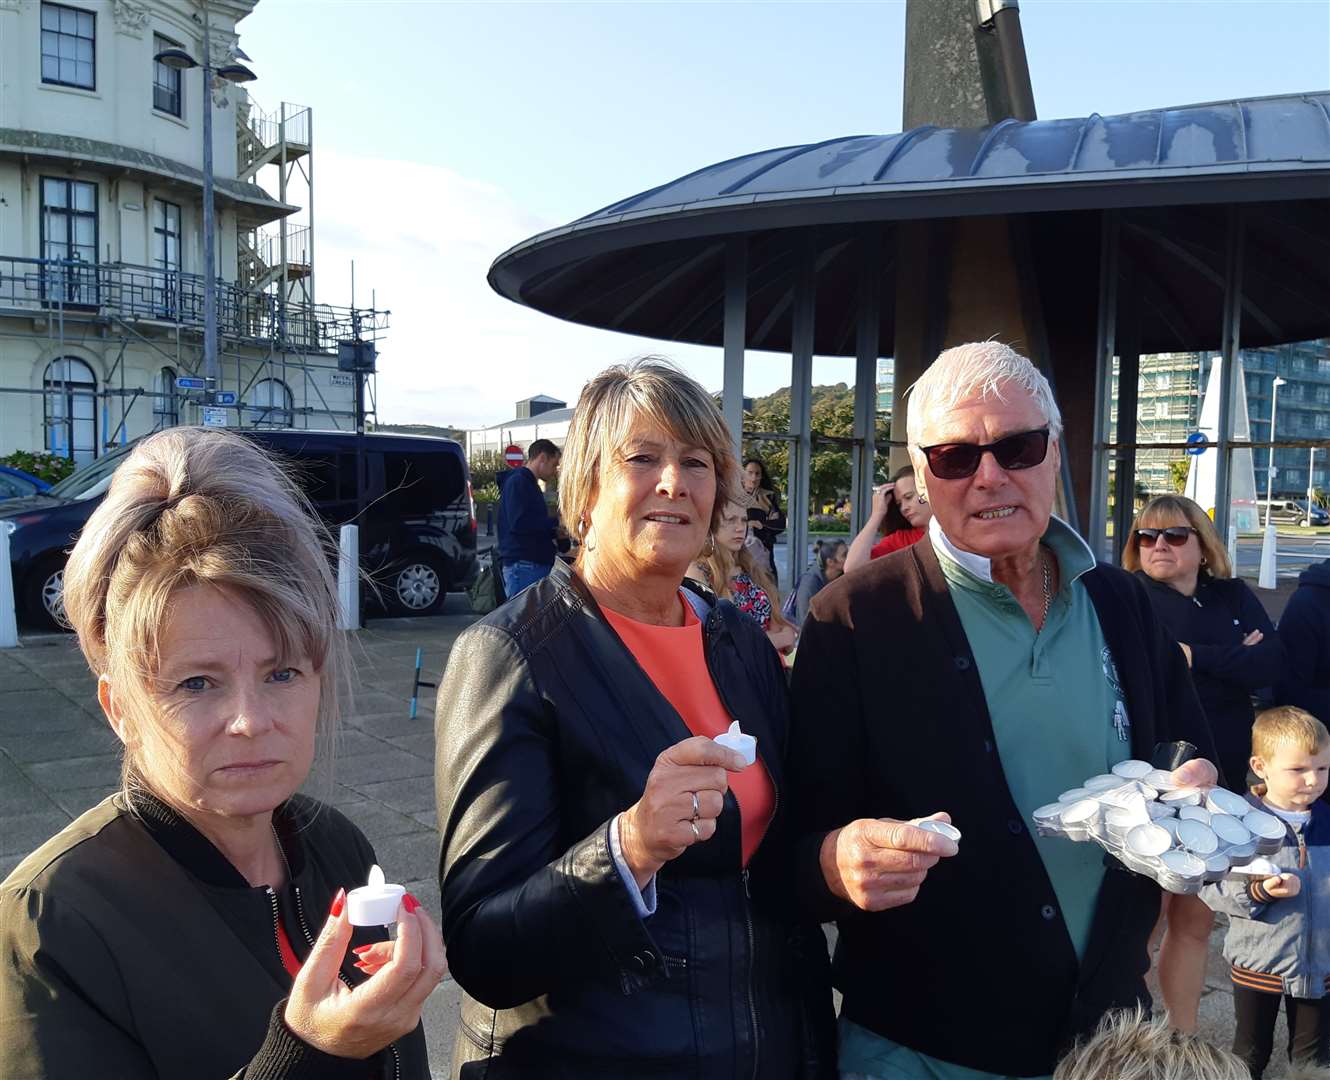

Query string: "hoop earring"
[[917, 492, 929, 506], [578, 517, 597, 553]]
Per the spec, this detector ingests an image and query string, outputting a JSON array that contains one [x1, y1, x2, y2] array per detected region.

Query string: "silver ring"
[[690, 792, 700, 821], [690, 820, 700, 841]]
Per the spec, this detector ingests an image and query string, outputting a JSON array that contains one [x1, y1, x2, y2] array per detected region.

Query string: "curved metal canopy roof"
[[490, 92, 1330, 356]]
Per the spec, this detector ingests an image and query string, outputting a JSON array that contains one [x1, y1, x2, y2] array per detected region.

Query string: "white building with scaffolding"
[[0, 0, 384, 465]]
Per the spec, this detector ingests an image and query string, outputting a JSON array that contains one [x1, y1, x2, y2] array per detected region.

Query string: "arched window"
[[154, 366, 179, 428], [43, 356, 97, 464], [246, 378, 293, 427]]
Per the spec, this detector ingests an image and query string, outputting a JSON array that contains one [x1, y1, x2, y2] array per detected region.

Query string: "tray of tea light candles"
[[1031, 760, 1287, 894]]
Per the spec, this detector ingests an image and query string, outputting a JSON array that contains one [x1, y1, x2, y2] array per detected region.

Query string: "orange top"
[[602, 595, 775, 867]]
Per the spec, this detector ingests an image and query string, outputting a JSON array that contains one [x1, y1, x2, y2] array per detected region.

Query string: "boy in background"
[[1201, 706, 1330, 1079]]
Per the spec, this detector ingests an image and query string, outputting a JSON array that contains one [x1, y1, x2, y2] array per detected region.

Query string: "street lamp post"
[[1308, 446, 1317, 526], [1258, 373, 1287, 589], [1264, 375, 1287, 525], [155, 6, 254, 409]]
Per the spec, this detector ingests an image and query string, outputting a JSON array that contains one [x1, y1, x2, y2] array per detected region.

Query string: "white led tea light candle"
[[347, 864, 406, 927]]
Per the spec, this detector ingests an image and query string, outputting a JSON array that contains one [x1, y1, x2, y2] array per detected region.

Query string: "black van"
[[1, 429, 477, 630]]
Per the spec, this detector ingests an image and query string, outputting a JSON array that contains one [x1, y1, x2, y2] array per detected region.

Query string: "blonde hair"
[[1053, 1007, 1247, 1080], [1122, 495, 1232, 578], [696, 495, 792, 632], [906, 341, 1063, 448], [1252, 705, 1330, 761], [61, 427, 348, 802], [560, 357, 737, 544]]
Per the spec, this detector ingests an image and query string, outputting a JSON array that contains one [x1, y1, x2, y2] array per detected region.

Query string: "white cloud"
[[307, 151, 742, 430]]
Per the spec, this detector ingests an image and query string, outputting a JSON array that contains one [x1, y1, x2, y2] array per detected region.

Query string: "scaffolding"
[[0, 97, 385, 460]]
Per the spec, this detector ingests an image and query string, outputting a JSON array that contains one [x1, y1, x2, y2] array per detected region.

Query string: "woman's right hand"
[[871, 484, 895, 519], [284, 891, 447, 1060], [619, 736, 746, 886]]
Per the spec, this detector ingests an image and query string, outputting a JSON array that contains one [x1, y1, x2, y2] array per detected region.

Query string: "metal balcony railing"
[[0, 255, 387, 351]]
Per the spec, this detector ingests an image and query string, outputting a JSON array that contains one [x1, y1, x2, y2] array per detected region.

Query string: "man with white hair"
[[788, 342, 1220, 1079]]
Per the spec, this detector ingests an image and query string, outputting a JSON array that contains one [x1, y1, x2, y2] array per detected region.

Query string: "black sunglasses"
[[920, 428, 1051, 481], [1135, 526, 1196, 548]]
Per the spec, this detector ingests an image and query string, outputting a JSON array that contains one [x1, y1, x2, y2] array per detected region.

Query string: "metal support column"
[[1110, 264, 1140, 562], [850, 228, 882, 536], [1088, 210, 1119, 559], [1214, 206, 1245, 542], [722, 238, 747, 458], [786, 235, 816, 589]]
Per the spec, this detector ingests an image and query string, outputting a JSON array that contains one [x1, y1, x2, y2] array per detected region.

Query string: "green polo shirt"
[[840, 516, 1132, 1080]]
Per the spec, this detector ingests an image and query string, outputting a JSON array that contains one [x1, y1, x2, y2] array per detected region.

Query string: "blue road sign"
[[1185, 432, 1209, 456], [214, 391, 238, 406], [175, 376, 207, 391]]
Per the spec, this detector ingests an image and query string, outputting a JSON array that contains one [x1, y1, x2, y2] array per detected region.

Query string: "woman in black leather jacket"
[[435, 359, 835, 1079]]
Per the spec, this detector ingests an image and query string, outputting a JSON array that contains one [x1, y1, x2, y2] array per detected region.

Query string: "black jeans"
[[1233, 984, 1330, 1079]]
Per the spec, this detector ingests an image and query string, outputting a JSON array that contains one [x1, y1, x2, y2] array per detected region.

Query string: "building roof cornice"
[[0, 127, 297, 225]]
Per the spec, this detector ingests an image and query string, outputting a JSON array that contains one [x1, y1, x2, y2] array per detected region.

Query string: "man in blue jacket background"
[[498, 438, 561, 598]]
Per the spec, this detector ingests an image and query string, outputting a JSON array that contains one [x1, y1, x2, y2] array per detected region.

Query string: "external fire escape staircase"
[[236, 95, 314, 307]]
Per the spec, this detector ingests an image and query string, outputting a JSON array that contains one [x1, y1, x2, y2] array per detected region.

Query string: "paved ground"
[[0, 583, 1302, 1076]]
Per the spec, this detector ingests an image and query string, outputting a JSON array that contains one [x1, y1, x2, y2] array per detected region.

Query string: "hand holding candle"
[[283, 878, 447, 1060]]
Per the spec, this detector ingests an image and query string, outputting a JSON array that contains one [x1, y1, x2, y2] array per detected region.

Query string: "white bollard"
[[1257, 521, 1278, 590], [338, 524, 360, 630], [0, 527, 17, 648]]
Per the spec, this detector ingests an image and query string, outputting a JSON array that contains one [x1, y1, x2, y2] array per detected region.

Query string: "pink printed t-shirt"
[[601, 596, 775, 867]]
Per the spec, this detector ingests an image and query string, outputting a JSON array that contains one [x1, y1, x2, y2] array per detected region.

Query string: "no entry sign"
[[505, 445, 525, 468]]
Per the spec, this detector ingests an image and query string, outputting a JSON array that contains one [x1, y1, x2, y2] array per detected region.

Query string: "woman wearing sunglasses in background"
[[1123, 493, 1286, 1035], [787, 343, 1218, 1079]]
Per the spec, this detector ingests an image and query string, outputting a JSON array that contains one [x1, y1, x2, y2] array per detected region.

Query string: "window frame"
[[39, 176, 99, 306], [152, 32, 183, 117], [40, 2, 96, 91], [43, 355, 98, 465], [155, 366, 179, 427]]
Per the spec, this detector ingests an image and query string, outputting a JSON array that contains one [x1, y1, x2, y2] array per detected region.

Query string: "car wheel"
[[22, 556, 69, 632], [387, 552, 448, 616]]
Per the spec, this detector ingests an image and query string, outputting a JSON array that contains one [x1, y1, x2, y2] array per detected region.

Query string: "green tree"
[[1169, 459, 1190, 494], [742, 383, 890, 510], [467, 450, 507, 490]]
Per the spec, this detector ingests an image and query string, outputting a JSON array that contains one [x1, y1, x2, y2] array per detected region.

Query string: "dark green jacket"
[[0, 793, 429, 1080]]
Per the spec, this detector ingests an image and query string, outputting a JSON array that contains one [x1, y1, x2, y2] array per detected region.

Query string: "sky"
[[236, 0, 1330, 430]]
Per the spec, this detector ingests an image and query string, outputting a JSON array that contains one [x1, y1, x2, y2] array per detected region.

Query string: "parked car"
[[1, 429, 477, 631], [0, 465, 50, 501], [1257, 498, 1330, 526]]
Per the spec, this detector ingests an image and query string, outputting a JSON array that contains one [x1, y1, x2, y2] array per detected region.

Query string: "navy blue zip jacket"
[[1135, 571, 1284, 791], [1278, 560, 1330, 724], [497, 467, 558, 566]]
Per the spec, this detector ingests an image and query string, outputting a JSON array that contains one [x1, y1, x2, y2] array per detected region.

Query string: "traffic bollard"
[[338, 524, 360, 630], [0, 527, 18, 648]]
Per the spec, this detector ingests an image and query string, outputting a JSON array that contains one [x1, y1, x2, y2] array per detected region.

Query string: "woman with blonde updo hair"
[[0, 427, 443, 1079]]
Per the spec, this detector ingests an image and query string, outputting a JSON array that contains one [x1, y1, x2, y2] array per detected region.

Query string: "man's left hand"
[[1170, 757, 1219, 789]]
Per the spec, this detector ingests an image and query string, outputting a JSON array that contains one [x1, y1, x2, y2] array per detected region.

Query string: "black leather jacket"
[[434, 561, 835, 1079]]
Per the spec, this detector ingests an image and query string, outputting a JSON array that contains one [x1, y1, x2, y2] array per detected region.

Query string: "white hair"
[[905, 341, 1063, 448]]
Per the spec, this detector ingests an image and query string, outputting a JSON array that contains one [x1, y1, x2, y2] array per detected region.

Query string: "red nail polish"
[[352, 943, 373, 955], [329, 888, 345, 918], [402, 893, 420, 914], [353, 960, 368, 970]]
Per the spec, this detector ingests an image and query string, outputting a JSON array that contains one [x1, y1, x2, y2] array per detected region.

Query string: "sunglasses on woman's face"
[[1135, 526, 1196, 548], [919, 428, 1051, 481]]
